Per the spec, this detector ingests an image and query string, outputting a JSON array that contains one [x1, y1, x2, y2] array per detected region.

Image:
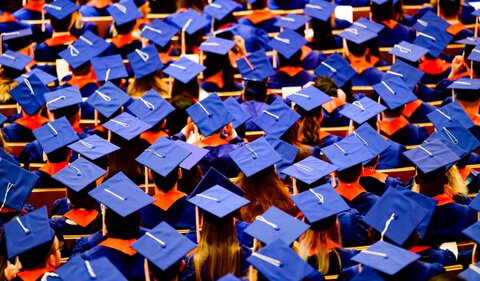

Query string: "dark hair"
[[346, 40, 368, 58], [108, 135, 148, 184], [152, 168, 179, 193], [313, 76, 338, 96], [203, 53, 237, 91], [456, 89, 480, 102], [295, 106, 323, 147], [46, 146, 71, 163], [439, 0, 460, 19], [337, 164, 363, 183], [310, 19, 337, 51], [177, 166, 203, 195], [50, 15, 73, 32], [370, 1, 395, 23], [251, 0, 267, 9], [164, 94, 196, 135], [67, 183, 98, 210], [171, 79, 200, 100], [52, 104, 80, 122], [115, 20, 137, 35], [278, 50, 302, 67], [149, 260, 182, 281], [244, 79, 268, 102], [177, 0, 207, 11], [105, 208, 140, 239], [381, 104, 404, 118], [18, 239, 55, 270]]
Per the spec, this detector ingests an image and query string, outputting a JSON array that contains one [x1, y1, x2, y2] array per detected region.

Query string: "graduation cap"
[[89, 172, 155, 217], [175, 140, 209, 170], [236, 49, 275, 81], [141, 19, 180, 48], [455, 36, 480, 46], [107, 1, 142, 26], [290, 183, 349, 224], [204, 0, 241, 21], [4, 207, 55, 259], [264, 135, 299, 164], [253, 99, 301, 138], [163, 56, 206, 84], [229, 137, 282, 177], [131, 222, 197, 271], [52, 158, 106, 192], [287, 86, 332, 112], [282, 156, 338, 185], [314, 52, 355, 87], [185, 93, 234, 137], [403, 138, 460, 174], [433, 119, 480, 158], [244, 206, 310, 245], [373, 77, 417, 110], [33, 117, 80, 154], [102, 112, 152, 141], [0, 157, 38, 212], [388, 41, 429, 63], [15, 68, 56, 85], [459, 261, 480, 281], [370, 0, 392, 5], [169, 8, 209, 35], [43, 0, 79, 20], [470, 193, 480, 211], [91, 54, 129, 82], [247, 239, 315, 281], [352, 18, 384, 34], [338, 26, 377, 45], [321, 133, 375, 170], [268, 29, 307, 59], [0, 145, 17, 166], [351, 241, 420, 275], [86, 82, 131, 118], [53, 256, 128, 281], [127, 89, 175, 127], [9, 74, 48, 115], [274, 14, 311, 30], [127, 45, 164, 79], [45, 86, 82, 111], [427, 101, 475, 130], [351, 123, 391, 157], [188, 184, 250, 218], [413, 11, 449, 32], [136, 137, 191, 177], [363, 187, 429, 246], [199, 37, 236, 55], [462, 221, 480, 245], [385, 60, 424, 90], [218, 274, 242, 281], [59, 32, 110, 70], [68, 134, 120, 160], [0, 114, 6, 127], [1, 28, 33, 49], [188, 167, 245, 199], [0, 50, 33, 71], [304, 0, 337, 22], [223, 97, 251, 129], [339, 96, 386, 125], [413, 25, 453, 58]]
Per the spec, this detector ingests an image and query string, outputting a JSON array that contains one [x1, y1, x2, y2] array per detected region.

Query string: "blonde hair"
[[127, 73, 169, 99], [412, 165, 468, 197], [0, 75, 16, 104]]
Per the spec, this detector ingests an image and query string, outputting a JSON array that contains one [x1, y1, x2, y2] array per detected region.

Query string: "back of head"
[[171, 79, 199, 100], [114, 20, 137, 35], [108, 135, 147, 183], [152, 168, 179, 193], [313, 76, 338, 97], [18, 239, 55, 271], [165, 93, 196, 135], [46, 146, 71, 163], [244, 79, 267, 102], [105, 208, 140, 239], [456, 89, 480, 102], [177, 0, 207, 11], [346, 40, 368, 58], [337, 164, 363, 183], [370, 0, 395, 23], [149, 260, 182, 281], [67, 183, 98, 210], [278, 50, 302, 67], [50, 15, 73, 32], [439, 0, 460, 19], [52, 104, 80, 124], [251, 0, 268, 9]]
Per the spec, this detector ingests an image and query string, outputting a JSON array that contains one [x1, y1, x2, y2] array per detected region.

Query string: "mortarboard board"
[[185, 93, 234, 137], [188, 184, 250, 218], [68, 134, 120, 160], [425, 132, 467, 164], [468, 44, 480, 62], [131, 222, 197, 271], [236, 49, 275, 81], [2, 28, 32, 43], [218, 274, 242, 281], [385, 60, 424, 90], [433, 119, 480, 158], [141, 19, 180, 48], [127, 45, 164, 79], [136, 137, 191, 177], [169, 8, 209, 35], [9, 74, 48, 115], [175, 140, 209, 170], [102, 112, 151, 141], [91, 54, 129, 82], [45, 86, 82, 111], [352, 18, 384, 34], [403, 138, 460, 174], [0, 50, 32, 71], [339, 26, 377, 45], [291, 183, 349, 224], [15, 68, 56, 86], [204, 0, 242, 21], [0, 146, 17, 166], [54, 256, 128, 281], [0, 157, 38, 212], [163, 56, 206, 84], [188, 167, 245, 199], [86, 82, 131, 118], [282, 156, 338, 185], [351, 123, 391, 157], [274, 14, 311, 30], [351, 241, 420, 275], [314, 52, 355, 87], [413, 25, 453, 58], [33, 117, 79, 154], [268, 29, 307, 59], [470, 193, 480, 211], [462, 221, 480, 245], [52, 158, 106, 192], [304, 0, 337, 22], [455, 36, 480, 46], [89, 172, 155, 217], [229, 137, 282, 177], [223, 97, 251, 129], [43, 0, 79, 20], [4, 207, 55, 259], [59, 32, 109, 70], [339, 96, 386, 125], [413, 11, 449, 32], [427, 101, 475, 130], [388, 41, 429, 63], [244, 206, 309, 245], [363, 187, 428, 246], [127, 89, 175, 127], [107, 1, 142, 26], [373, 77, 417, 110], [199, 37, 236, 55], [370, 0, 391, 5], [0, 114, 6, 127], [321, 134, 374, 170], [459, 261, 480, 281], [264, 135, 299, 164], [447, 78, 480, 91], [75, 31, 110, 56], [253, 99, 301, 138], [287, 86, 332, 112]]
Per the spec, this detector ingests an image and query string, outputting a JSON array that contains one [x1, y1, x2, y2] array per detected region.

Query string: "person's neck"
[[458, 100, 480, 115], [52, 31, 71, 37], [154, 184, 178, 194], [338, 179, 360, 186]]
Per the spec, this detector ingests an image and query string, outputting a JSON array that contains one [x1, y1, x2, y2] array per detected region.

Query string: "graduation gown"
[[350, 60, 385, 87], [2, 114, 49, 142], [360, 168, 404, 196], [51, 197, 71, 217], [51, 209, 101, 236], [335, 182, 379, 216], [409, 246, 456, 266], [377, 20, 416, 47], [33, 162, 69, 188], [11, 267, 56, 281], [379, 116, 428, 146], [402, 100, 436, 123], [301, 46, 327, 71], [34, 33, 77, 62], [238, 10, 279, 33], [321, 98, 350, 127], [338, 208, 370, 247], [79, 1, 112, 17], [269, 67, 316, 89], [232, 24, 272, 53], [377, 139, 409, 170]]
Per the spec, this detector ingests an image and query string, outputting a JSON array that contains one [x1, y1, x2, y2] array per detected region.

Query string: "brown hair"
[[296, 107, 323, 147], [127, 72, 169, 99]]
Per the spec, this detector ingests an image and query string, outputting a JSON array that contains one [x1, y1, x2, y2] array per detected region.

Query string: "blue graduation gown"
[[338, 208, 370, 247], [32, 167, 66, 188], [360, 172, 404, 196], [302, 49, 327, 71], [140, 194, 195, 230], [405, 102, 436, 123], [377, 22, 416, 47], [380, 117, 428, 146], [2, 123, 36, 142], [268, 68, 316, 89], [233, 24, 272, 53], [410, 247, 456, 266], [51, 211, 101, 237], [238, 14, 279, 33], [71, 230, 106, 257], [351, 67, 385, 86], [51, 197, 71, 216], [321, 104, 350, 127], [377, 140, 409, 169], [346, 192, 379, 216], [80, 5, 111, 17]]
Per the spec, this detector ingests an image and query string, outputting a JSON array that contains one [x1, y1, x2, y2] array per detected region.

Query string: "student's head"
[[46, 146, 71, 163], [108, 136, 148, 184], [18, 236, 61, 271], [381, 105, 405, 118], [70, 62, 92, 77], [203, 53, 236, 90], [152, 168, 181, 193], [251, 0, 267, 9], [67, 183, 98, 211], [51, 104, 81, 127], [171, 79, 200, 100], [164, 94, 196, 135], [456, 88, 480, 103], [337, 164, 363, 183], [414, 167, 448, 197], [311, 19, 337, 51], [439, 0, 460, 20], [243, 79, 268, 102], [127, 72, 169, 99], [313, 76, 338, 97], [115, 20, 137, 35], [346, 41, 369, 58], [295, 106, 324, 147], [278, 50, 302, 67], [149, 260, 183, 281], [177, 0, 207, 11], [370, 0, 395, 23], [50, 15, 74, 32], [105, 208, 140, 239]]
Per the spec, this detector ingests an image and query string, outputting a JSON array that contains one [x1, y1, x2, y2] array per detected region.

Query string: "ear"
[[177, 168, 183, 180], [160, 119, 167, 129]]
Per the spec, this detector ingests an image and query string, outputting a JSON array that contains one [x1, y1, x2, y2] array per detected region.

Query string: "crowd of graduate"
[[0, 0, 479, 280]]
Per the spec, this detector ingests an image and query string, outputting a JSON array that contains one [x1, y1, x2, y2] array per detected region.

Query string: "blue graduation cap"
[[127, 45, 164, 79], [287, 86, 332, 112], [141, 19, 180, 48], [68, 134, 120, 160], [385, 60, 424, 90], [0, 157, 38, 211], [0, 114, 6, 127], [199, 37, 236, 55], [459, 261, 480, 281], [268, 29, 307, 59], [321, 134, 375, 170], [388, 41, 429, 63], [425, 132, 467, 164], [352, 17, 384, 34], [89, 172, 155, 217], [15, 68, 56, 85], [413, 11, 449, 32], [218, 274, 242, 281], [282, 156, 338, 184], [2, 28, 32, 42], [175, 140, 209, 170], [455, 36, 480, 46], [413, 25, 453, 58], [274, 14, 311, 30], [127, 89, 175, 126], [87, 82, 131, 118], [462, 221, 480, 245], [370, 0, 391, 5], [136, 137, 191, 177], [188, 167, 245, 199], [253, 99, 301, 138], [373, 77, 417, 110], [433, 119, 480, 158], [186, 93, 234, 137], [45, 86, 82, 111], [103, 112, 152, 141], [339, 26, 377, 45], [427, 101, 475, 130], [188, 184, 250, 218], [229, 137, 282, 177], [470, 193, 480, 211], [59, 32, 109, 69], [0, 50, 32, 71], [468, 44, 480, 62], [107, 1, 142, 26], [169, 8, 209, 35], [91, 54, 129, 82], [236, 49, 275, 81], [314, 52, 355, 87], [52, 158, 106, 192], [9, 74, 48, 115], [131, 222, 197, 271], [264, 135, 299, 164], [403, 138, 460, 174], [54, 256, 128, 281], [223, 97, 251, 129], [351, 123, 391, 157], [339, 97, 386, 125], [244, 206, 310, 245], [204, 0, 241, 21], [304, 0, 337, 22], [33, 117, 80, 154], [43, 0, 79, 20], [163, 56, 206, 84]]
